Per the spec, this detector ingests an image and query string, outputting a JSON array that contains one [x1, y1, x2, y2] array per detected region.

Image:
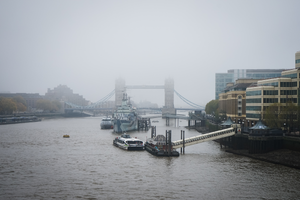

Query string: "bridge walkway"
[[172, 127, 236, 149]]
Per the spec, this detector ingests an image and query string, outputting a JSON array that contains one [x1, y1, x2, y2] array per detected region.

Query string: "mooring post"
[[151, 126, 153, 138], [166, 117, 169, 126], [168, 130, 172, 156], [181, 130, 183, 154], [153, 126, 156, 138], [165, 130, 168, 153], [183, 130, 185, 154], [151, 126, 156, 138]]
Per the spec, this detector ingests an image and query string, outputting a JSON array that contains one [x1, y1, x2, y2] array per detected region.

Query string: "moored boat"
[[145, 135, 179, 157], [113, 93, 139, 133], [100, 117, 113, 129], [113, 133, 144, 151]]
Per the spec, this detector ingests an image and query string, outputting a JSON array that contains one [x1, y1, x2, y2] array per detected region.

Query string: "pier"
[[147, 124, 240, 154], [137, 118, 151, 131]]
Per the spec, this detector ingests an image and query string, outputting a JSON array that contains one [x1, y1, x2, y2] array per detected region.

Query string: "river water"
[[1, 116, 300, 200]]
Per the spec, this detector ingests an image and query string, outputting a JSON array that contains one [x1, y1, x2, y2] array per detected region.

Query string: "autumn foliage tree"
[[0, 97, 17, 114], [12, 96, 27, 112], [0, 96, 27, 114], [36, 99, 61, 112]]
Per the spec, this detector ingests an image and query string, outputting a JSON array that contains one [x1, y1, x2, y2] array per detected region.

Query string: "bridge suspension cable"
[[174, 90, 204, 109], [65, 89, 115, 109]]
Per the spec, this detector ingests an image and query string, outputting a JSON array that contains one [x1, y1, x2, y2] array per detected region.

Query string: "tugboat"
[[145, 135, 179, 157], [100, 117, 113, 129], [113, 93, 139, 133], [113, 133, 144, 151]]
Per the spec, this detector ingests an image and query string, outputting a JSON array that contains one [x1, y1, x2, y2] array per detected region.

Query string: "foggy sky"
[[1, 0, 300, 107]]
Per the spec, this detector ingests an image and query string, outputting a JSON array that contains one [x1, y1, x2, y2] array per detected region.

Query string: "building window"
[[263, 98, 278, 103], [246, 98, 261, 103], [263, 90, 278, 95], [246, 106, 261, 111], [246, 113, 261, 119], [280, 98, 297, 103], [282, 73, 297, 79], [246, 90, 261, 96], [280, 82, 297, 87], [280, 90, 297, 95], [258, 82, 278, 87]]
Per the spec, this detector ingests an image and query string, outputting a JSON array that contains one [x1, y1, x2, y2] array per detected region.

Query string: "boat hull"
[[113, 119, 138, 133], [100, 124, 113, 129], [145, 143, 179, 157]]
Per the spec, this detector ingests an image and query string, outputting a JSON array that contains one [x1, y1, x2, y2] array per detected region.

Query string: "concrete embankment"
[[225, 149, 300, 169], [0, 112, 92, 120], [192, 126, 300, 169]]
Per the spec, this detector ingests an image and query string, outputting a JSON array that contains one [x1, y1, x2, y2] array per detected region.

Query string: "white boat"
[[100, 117, 113, 129], [113, 133, 144, 151]]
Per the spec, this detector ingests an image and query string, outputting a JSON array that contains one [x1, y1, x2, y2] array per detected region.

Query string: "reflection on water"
[[1, 117, 300, 199]]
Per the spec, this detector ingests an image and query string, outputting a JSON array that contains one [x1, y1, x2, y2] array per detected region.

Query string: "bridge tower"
[[115, 78, 126, 107], [163, 78, 176, 115]]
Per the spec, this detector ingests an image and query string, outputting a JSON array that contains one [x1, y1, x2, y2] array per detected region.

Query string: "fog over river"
[[1, 116, 300, 199]]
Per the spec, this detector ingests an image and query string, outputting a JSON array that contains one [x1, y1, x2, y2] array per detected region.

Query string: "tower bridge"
[[115, 78, 176, 115], [64, 78, 204, 115]]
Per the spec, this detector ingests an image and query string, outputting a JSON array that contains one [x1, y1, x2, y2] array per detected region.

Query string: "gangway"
[[172, 125, 240, 149]]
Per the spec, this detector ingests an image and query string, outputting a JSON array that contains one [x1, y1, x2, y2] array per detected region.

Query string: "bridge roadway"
[[172, 127, 236, 149], [163, 113, 204, 120]]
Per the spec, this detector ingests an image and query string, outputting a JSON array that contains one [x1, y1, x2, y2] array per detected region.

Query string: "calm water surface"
[[1, 117, 300, 199]]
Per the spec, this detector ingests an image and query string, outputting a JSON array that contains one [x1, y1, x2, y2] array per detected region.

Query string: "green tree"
[[264, 103, 282, 129], [281, 102, 299, 132], [264, 102, 300, 132], [205, 100, 219, 114]]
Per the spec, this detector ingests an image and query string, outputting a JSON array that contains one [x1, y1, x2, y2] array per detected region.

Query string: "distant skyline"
[[1, 0, 300, 107]]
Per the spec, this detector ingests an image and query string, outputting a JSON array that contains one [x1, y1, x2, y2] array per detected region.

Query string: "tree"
[[36, 99, 61, 112], [264, 102, 300, 132], [205, 100, 219, 114], [12, 96, 27, 112], [264, 103, 282, 129], [281, 102, 299, 132], [52, 100, 62, 111], [0, 97, 17, 115]]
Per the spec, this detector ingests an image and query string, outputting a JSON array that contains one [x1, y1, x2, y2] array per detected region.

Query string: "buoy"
[[63, 135, 70, 138]]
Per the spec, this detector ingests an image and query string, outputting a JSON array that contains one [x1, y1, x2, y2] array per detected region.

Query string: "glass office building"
[[215, 69, 285, 99]]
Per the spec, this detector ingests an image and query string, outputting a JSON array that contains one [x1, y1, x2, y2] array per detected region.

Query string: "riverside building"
[[218, 51, 300, 128], [245, 51, 300, 127], [218, 79, 259, 125], [215, 69, 285, 99]]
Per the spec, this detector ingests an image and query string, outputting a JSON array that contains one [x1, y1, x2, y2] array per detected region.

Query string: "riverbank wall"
[[192, 125, 300, 169], [0, 112, 92, 122]]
